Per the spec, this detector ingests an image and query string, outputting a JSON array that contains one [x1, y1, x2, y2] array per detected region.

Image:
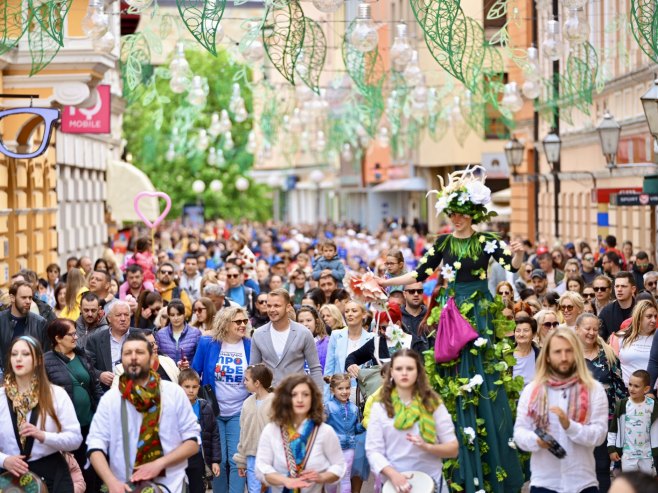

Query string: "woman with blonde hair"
[[558, 291, 585, 329], [320, 304, 346, 333], [192, 306, 252, 493], [59, 269, 88, 321], [617, 299, 658, 385], [575, 313, 627, 492], [534, 309, 560, 347], [191, 296, 217, 336]]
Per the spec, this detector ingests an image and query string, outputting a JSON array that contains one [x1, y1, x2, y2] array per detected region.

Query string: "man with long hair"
[[514, 328, 608, 493]]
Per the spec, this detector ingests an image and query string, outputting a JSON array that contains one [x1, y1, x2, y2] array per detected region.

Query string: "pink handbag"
[[434, 297, 479, 363]]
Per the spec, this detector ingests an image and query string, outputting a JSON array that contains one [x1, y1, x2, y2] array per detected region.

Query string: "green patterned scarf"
[[391, 388, 437, 444]]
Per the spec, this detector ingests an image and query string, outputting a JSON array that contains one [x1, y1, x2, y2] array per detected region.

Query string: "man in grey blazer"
[[250, 288, 324, 389]]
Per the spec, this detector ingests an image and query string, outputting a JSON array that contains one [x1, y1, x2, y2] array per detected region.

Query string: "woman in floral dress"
[[378, 166, 524, 493]]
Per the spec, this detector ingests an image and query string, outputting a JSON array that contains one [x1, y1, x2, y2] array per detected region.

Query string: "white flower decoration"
[[425, 268, 434, 276], [463, 427, 476, 444], [469, 374, 484, 387], [453, 261, 462, 270], [479, 271, 487, 280], [465, 181, 492, 205], [478, 235, 486, 243], [458, 192, 470, 205], [504, 264, 511, 271], [427, 247, 435, 256], [434, 195, 449, 215], [474, 337, 488, 347], [484, 240, 498, 255], [410, 271, 418, 279], [508, 438, 517, 449], [441, 264, 456, 282]]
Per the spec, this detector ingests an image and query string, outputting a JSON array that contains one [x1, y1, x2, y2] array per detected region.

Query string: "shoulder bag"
[[119, 397, 175, 493], [356, 336, 384, 400]]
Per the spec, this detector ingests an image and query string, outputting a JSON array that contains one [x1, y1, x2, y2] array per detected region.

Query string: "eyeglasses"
[[560, 304, 574, 311], [404, 289, 423, 295], [233, 319, 249, 325], [0, 107, 60, 158], [194, 307, 206, 313], [646, 282, 657, 288], [227, 274, 240, 279], [159, 270, 173, 275], [257, 299, 268, 304], [65, 331, 78, 338], [583, 256, 594, 261], [583, 293, 595, 299], [593, 286, 608, 292], [542, 321, 559, 328], [498, 291, 511, 296]]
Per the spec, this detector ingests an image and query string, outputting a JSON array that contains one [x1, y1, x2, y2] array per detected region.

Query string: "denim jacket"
[[324, 396, 364, 450]]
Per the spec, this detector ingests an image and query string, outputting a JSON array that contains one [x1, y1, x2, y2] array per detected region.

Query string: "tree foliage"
[[123, 47, 272, 221]]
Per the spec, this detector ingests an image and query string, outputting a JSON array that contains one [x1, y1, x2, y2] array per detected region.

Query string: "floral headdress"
[[427, 165, 496, 224]]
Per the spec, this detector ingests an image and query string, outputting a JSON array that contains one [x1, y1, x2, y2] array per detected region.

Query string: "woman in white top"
[[558, 291, 584, 330], [256, 374, 345, 493], [366, 349, 458, 492], [0, 335, 82, 492], [512, 315, 539, 387], [618, 299, 658, 385]]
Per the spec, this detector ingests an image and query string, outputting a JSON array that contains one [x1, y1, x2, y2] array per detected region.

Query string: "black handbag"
[[199, 384, 220, 416]]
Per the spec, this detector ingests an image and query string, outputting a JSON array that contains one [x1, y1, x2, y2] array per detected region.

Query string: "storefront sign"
[[610, 193, 658, 206], [61, 85, 111, 134]]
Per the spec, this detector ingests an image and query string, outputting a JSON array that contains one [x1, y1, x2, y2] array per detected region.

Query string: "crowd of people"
[[1, 168, 658, 493]]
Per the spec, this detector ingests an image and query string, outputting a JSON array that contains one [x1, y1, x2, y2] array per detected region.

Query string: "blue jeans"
[[247, 456, 269, 493], [213, 414, 245, 493]]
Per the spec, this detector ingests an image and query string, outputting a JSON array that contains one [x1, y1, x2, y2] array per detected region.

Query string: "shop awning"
[[107, 160, 159, 223], [370, 176, 428, 192]]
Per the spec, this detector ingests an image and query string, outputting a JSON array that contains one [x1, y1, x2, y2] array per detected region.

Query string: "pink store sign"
[[61, 85, 111, 134]]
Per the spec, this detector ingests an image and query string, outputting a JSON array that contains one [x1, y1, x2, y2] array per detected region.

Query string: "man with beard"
[[0, 281, 49, 368], [76, 292, 109, 348], [401, 282, 429, 352], [155, 262, 192, 318], [514, 328, 608, 493], [87, 332, 200, 493]]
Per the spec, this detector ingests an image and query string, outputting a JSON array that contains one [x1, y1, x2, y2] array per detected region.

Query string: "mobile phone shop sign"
[[61, 85, 111, 134]]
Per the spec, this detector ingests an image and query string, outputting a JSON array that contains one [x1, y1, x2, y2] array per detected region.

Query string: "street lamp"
[[542, 129, 561, 169], [641, 77, 658, 143], [309, 169, 324, 221], [596, 110, 621, 169], [504, 136, 524, 177]]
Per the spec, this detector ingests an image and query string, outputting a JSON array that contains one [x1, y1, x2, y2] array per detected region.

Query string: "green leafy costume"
[[415, 232, 525, 493]]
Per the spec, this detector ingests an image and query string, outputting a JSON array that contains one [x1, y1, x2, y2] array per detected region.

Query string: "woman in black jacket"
[[44, 318, 103, 492]]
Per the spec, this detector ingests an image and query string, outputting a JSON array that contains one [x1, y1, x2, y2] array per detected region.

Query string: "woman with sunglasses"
[[250, 293, 270, 329], [534, 309, 559, 347], [551, 247, 566, 271], [44, 319, 103, 490], [192, 306, 253, 493], [576, 313, 627, 493], [192, 297, 217, 336], [514, 262, 534, 292], [558, 291, 585, 330], [592, 274, 614, 312], [495, 280, 514, 304]]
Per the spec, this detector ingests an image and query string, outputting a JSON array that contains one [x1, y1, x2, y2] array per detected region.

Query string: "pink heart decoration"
[[133, 191, 172, 229]]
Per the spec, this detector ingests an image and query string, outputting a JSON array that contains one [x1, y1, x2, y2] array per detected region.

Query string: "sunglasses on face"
[[583, 256, 594, 261], [583, 293, 595, 299], [543, 321, 559, 328], [194, 307, 206, 313], [560, 305, 574, 311], [498, 291, 511, 296], [160, 270, 173, 275], [233, 319, 249, 325], [593, 287, 608, 292], [404, 289, 423, 295], [227, 274, 240, 279], [257, 299, 268, 304], [646, 281, 657, 288]]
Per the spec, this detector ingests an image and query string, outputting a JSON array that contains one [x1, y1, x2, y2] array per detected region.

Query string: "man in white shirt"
[[250, 288, 324, 389], [87, 332, 200, 493], [514, 327, 608, 493]]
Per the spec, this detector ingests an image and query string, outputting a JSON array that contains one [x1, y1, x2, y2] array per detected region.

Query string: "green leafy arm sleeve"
[[488, 235, 518, 274]]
